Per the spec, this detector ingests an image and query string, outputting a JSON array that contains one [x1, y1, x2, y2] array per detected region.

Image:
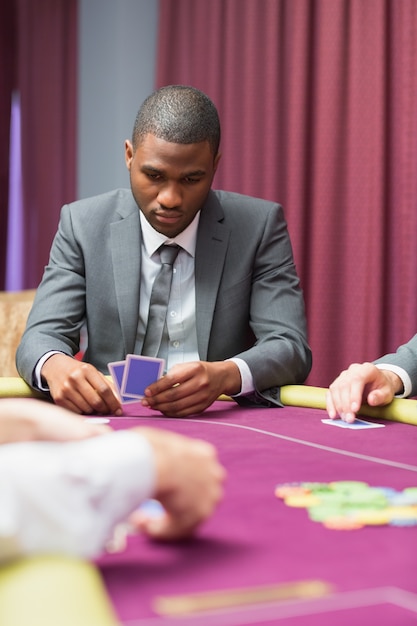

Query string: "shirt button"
[[172, 341, 180, 348], [170, 310, 177, 318]]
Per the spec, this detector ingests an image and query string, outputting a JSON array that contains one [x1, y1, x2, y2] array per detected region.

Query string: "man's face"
[[125, 134, 221, 238]]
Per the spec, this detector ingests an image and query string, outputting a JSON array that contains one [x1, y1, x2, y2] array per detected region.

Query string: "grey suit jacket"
[[375, 334, 417, 397], [17, 188, 312, 407]]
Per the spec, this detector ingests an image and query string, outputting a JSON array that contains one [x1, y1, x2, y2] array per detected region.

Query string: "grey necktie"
[[141, 244, 180, 360]]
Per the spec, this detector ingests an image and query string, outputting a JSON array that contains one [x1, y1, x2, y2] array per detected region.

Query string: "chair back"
[[0, 290, 36, 377]]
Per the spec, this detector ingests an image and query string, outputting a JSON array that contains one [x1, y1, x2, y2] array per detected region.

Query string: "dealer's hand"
[[326, 362, 402, 422]]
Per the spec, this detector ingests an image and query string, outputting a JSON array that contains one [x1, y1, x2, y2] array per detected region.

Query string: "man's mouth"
[[154, 210, 182, 223]]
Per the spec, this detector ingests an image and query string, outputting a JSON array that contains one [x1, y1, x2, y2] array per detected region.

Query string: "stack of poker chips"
[[275, 481, 417, 530]]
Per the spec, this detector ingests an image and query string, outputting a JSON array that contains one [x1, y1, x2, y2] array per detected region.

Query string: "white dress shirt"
[[0, 430, 155, 562]]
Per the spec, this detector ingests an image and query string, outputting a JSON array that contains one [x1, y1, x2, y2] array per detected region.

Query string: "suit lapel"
[[195, 192, 230, 359], [110, 209, 141, 354]]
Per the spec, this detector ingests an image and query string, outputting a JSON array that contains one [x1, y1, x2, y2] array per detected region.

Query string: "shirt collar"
[[139, 210, 200, 258]]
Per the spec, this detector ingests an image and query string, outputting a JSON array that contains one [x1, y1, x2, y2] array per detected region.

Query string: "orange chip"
[[274, 485, 309, 499], [323, 517, 364, 530]]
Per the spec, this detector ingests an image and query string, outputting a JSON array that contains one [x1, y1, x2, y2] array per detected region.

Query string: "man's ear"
[[213, 151, 222, 173], [125, 140, 134, 170]]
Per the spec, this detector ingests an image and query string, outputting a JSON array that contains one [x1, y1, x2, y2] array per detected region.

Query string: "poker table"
[[97, 390, 417, 626], [0, 382, 416, 625]]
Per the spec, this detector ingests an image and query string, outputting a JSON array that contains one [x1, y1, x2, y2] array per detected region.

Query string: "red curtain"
[[0, 1, 16, 286], [157, 0, 417, 387], [0, 0, 77, 289]]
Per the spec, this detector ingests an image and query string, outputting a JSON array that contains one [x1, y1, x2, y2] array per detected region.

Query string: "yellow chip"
[[285, 494, 321, 508], [351, 510, 390, 525], [387, 506, 417, 520]]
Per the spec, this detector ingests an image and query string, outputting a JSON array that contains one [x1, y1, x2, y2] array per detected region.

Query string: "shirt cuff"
[[34, 351, 66, 390], [374, 363, 412, 398], [227, 357, 255, 396]]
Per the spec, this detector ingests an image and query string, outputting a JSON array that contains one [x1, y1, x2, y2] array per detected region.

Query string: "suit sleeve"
[[234, 203, 312, 407], [16, 203, 87, 387]]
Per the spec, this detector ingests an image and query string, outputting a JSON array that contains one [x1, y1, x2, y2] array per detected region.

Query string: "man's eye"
[[184, 177, 201, 184], [146, 172, 162, 181]]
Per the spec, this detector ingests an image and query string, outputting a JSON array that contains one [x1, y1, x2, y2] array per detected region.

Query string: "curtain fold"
[[1, 0, 77, 290], [0, 1, 16, 287], [157, 0, 417, 387], [17, 0, 77, 288]]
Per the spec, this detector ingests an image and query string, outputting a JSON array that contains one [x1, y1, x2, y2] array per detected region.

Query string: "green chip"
[[329, 481, 369, 493], [308, 504, 344, 522]]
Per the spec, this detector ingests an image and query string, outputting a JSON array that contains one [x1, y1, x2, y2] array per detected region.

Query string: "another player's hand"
[[41, 353, 122, 416], [128, 427, 226, 541], [326, 362, 402, 422], [0, 398, 110, 444], [141, 360, 241, 417]]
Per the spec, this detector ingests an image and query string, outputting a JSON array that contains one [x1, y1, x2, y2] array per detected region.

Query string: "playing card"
[[121, 354, 165, 399], [108, 359, 136, 403], [321, 418, 385, 429]]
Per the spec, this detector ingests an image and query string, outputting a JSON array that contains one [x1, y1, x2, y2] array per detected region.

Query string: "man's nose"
[[157, 182, 182, 208]]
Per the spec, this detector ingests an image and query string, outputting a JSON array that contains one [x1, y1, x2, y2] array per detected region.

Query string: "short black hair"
[[132, 85, 221, 156]]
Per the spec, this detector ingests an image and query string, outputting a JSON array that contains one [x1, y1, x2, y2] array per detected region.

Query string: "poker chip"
[[386, 505, 417, 519], [275, 481, 417, 530], [285, 494, 321, 508], [389, 518, 417, 527], [323, 517, 364, 530], [389, 492, 417, 506], [329, 480, 369, 492], [350, 510, 391, 525], [274, 485, 309, 499], [308, 504, 343, 522], [373, 487, 399, 499]]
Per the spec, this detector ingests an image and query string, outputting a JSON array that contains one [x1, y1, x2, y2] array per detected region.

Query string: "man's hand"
[[326, 362, 402, 422], [128, 427, 226, 540], [141, 360, 241, 417], [41, 353, 122, 415], [0, 398, 110, 444]]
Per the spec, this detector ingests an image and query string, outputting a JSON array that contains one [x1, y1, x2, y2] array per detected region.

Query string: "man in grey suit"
[[326, 334, 417, 422], [17, 85, 311, 417]]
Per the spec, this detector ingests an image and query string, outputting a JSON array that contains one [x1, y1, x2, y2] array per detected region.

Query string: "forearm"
[[238, 336, 312, 391], [0, 400, 41, 443], [0, 431, 155, 562]]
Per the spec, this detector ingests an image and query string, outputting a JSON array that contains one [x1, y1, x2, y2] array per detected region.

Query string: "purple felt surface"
[[99, 402, 417, 625]]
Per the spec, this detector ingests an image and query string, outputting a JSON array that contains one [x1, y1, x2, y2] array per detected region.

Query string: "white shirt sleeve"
[[34, 351, 63, 390], [0, 430, 155, 562], [228, 357, 255, 395]]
